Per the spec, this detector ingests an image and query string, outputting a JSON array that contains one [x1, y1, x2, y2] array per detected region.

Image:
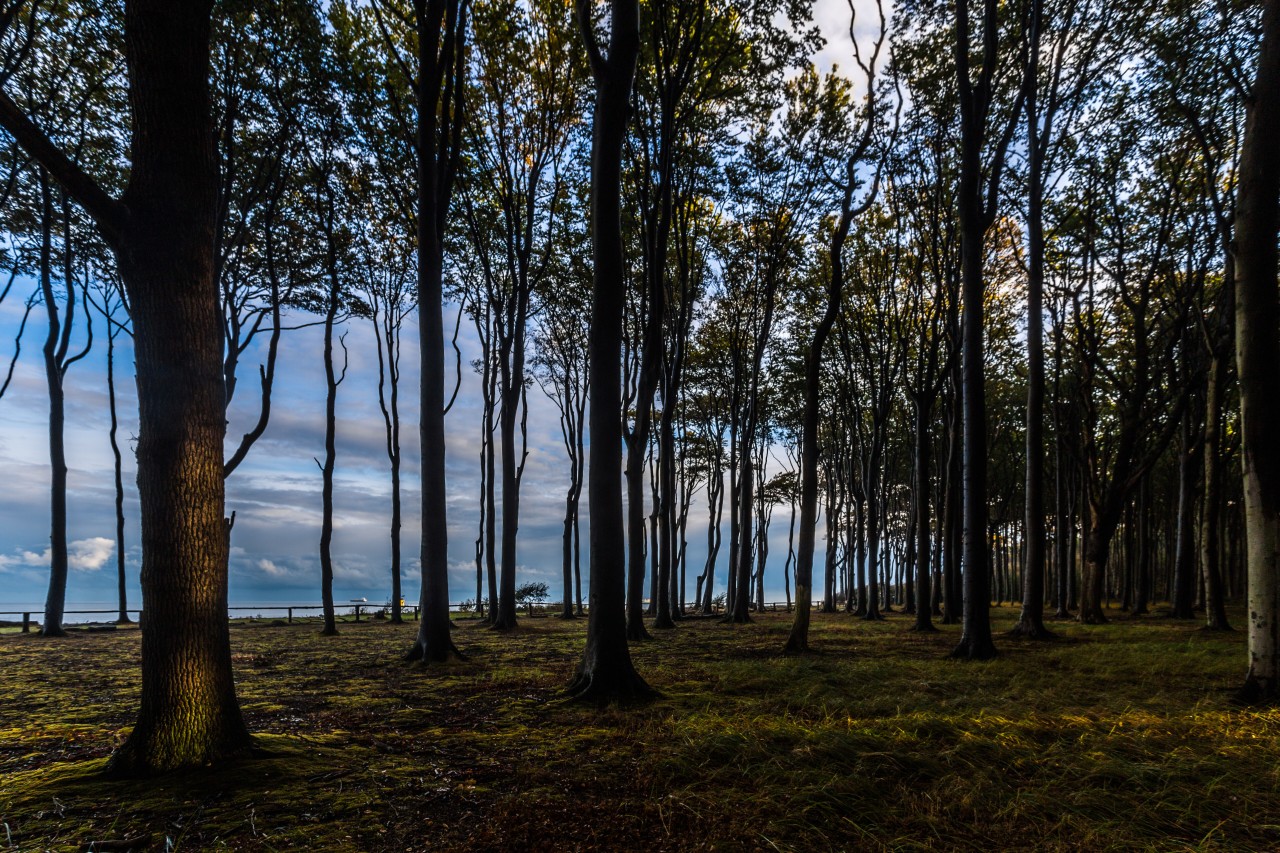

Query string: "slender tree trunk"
[[108, 325, 130, 624], [953, 219, 995, 658], [1201, 342, 1231, 631], [729, 443, 754, 622], [654, 401, 677, 628], [942, 382, 962, 624], [625, 433, 653, 638], [1013, 22, 1053, 638], [912, 399, 937, 631], [561, 487, 577, 618], [493, 354, 522, 630], [318, 276, 342, 637], [1171, 411, 1199, 619], [485, 375, 498, 620], [39, 175, 69, 638]]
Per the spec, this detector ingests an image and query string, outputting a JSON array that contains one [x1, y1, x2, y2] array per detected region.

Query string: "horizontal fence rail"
[[0, 600, 811, 634]]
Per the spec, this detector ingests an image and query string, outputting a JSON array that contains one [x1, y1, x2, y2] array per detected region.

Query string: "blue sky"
[[0, 0, 869, 617], [0, 293, 813, 614]]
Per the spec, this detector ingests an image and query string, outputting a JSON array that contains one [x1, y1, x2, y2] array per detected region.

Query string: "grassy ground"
[[0, 605, 1276, 852]]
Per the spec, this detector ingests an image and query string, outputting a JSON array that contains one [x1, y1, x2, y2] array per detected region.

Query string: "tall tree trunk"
[[493, 350, 523, 630], [108, 323, 130, 625], [654, 400, 677, 629], [911, 399, 937, 631], [953, 216, 995, 657], [942, 394, 962, 624], [1078, 498, 1118, 624], [318, 272, 343, 637], [568, 0, 651, 702], [1171, 410, 1199, 619], [1013, 0, 1053, 638], [374, 301, 405, 624], [729, 443, 754, 622], [407, 0, 468, 664], [0, 0, 256, 774], [39, 174, 69, 638], [1234, 0, 1280, 703], [561, 486, 577, 618], [1201, 340, 1231, 631], [485, 369, 498, 620], [625, 434, 653, 638]]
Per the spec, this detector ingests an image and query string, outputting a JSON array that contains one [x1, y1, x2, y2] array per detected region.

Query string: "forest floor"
[[0, 604, 1276, 852]]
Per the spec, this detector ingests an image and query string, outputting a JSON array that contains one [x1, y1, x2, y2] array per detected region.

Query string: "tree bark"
[[38, 173, 69, 638], [1171, 408, 1199, 619], [317, 223, 346, 637], [107, 317, 131, 625], [406, 0, 468, 663], [1235, 0, 1280, 703], [568, 0, 652, 702], [1012, 0, 1053, 640], [1200, 337, 1231, 631]]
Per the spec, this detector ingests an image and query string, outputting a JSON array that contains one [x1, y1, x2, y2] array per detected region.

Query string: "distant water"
[[0, 598, 449, 625]]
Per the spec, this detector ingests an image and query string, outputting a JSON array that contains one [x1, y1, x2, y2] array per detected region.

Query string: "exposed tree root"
[[950, 635, 997, 660], [1007, 619, 1058, 640], [565, 665, 657, 706], [403, 637, 467, 664], [105, 730, 260, 779], [1233, 675, 1279, 707], [626, 622, 653, 641]]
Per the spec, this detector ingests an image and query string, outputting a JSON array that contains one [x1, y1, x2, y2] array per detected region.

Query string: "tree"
[[0, 0, 256, 773], [785, 0, 888, 654], [359, 188, 416, 625], [459, 0, 584, 630], [1010, 0, 1130, 640], [567, 0, 653, 702], [392, 0, 469, 663], [947, 0, 1024, 660], [298, 113, 356, 638], [1234, 0, 1280, 703], [88, 278, 133, 625], [534, 233, 592, 619], [35, 175, 94, 637], [1, 0, 119, 638]]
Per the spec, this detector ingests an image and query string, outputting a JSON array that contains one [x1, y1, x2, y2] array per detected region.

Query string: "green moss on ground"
[[1, 607, 1275, 851]]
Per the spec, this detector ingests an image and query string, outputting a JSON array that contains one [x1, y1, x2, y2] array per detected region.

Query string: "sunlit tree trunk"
[[1235, 0, 1280, 703]]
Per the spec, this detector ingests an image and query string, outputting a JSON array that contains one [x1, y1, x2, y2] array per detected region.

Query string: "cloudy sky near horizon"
[[0, 0, 876, 616]]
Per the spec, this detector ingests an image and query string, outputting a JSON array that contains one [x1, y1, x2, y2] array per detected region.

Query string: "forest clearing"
[[2, 609, 1275, 852]]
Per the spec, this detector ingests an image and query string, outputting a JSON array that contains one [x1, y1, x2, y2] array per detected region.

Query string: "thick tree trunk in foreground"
[[0, 0, 254, 775], [568, 0, 652, 703], [1235, 0, 1280, 704]]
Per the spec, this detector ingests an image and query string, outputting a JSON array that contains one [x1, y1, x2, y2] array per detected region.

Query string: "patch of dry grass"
[[0, 607, 1275, 851]]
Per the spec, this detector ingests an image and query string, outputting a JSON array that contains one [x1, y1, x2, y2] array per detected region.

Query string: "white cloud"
[[0, 536, 115, 573], [69, 537, 116, 571]]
